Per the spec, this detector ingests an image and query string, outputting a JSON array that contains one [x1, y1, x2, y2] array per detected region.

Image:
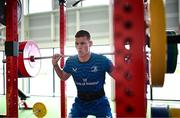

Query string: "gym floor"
[[1, 95, 180, 118], [0, 95, 116, 118]]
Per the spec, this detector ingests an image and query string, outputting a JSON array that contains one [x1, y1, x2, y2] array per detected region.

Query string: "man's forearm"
[[53, 64, 67, 81]]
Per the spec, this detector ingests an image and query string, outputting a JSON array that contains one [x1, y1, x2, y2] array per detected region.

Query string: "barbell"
[[4, 52, 115, 62], [2, 40, 115, 78], [2, 34, 180, 78], [3, 54, 71, 63]]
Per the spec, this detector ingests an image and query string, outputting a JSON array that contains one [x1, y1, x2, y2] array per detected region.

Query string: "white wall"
[[165, 0, 179, 31], [0, 5, 110, 50]]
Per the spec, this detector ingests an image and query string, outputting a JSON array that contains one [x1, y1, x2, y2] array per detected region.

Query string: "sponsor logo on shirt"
[[91, 66, 98, 72], [72, 67, 77, 72], [82, 78, 87, 82], [75, 80, 99, 86]]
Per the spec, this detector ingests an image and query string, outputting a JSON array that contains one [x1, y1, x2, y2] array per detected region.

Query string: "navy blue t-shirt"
[[63, 53, 113, 93]]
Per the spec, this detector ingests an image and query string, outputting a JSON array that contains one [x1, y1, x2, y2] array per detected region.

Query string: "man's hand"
[[52, 54, 63, 66], [52, 53, 71, 80]]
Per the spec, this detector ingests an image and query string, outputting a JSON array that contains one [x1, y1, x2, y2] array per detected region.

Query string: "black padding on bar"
[[5, 41, 19, 56]]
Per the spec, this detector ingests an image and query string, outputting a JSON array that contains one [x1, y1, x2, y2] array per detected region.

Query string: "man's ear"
[[89, 40, 93, 47]]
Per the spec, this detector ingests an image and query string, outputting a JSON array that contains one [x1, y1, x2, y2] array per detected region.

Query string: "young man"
[[52, 30, 114, 117]]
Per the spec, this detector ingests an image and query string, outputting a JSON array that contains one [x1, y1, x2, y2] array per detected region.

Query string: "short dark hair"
[[75, 30, 91, 39]]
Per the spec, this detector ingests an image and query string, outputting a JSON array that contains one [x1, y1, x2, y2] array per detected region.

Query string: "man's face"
[[75, 36, 92, 57]]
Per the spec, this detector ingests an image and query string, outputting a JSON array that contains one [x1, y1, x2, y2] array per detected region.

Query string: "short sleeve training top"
[[63, 53, 113, 92]]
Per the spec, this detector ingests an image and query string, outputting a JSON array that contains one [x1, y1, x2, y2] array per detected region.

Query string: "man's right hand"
[[52, 53, 71, 80], [52, 54, 62, 66]]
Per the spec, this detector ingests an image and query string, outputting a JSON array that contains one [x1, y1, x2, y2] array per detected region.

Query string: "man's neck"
[[78, 52, 91, 62]]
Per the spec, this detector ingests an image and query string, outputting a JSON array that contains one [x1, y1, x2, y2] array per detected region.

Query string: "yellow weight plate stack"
[[149, 0, 167, 87], [33, 102, 47, 118]]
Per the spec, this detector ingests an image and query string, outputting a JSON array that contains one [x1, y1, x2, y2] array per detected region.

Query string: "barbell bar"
[[2, 32, 179, 78], [4, 33, 180, 63], [2, 52, 115, 63], [3, 33, 180, 63], [31, 52, 115, 61], [2, 33, 180, 63], [3, 41, 116, 78], [2, 33, 179, 63]]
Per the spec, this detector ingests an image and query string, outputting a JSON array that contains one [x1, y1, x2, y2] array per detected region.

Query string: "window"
[[82, 0, 109, 7], [29, 0, 52, 14]]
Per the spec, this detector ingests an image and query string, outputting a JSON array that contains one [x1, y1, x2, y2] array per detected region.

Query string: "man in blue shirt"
[[52, 30, 114, 117]]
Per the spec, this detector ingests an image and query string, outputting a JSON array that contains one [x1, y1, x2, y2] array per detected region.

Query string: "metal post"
[[59, 0, 66, 117], [5, 0, 18, 117]]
